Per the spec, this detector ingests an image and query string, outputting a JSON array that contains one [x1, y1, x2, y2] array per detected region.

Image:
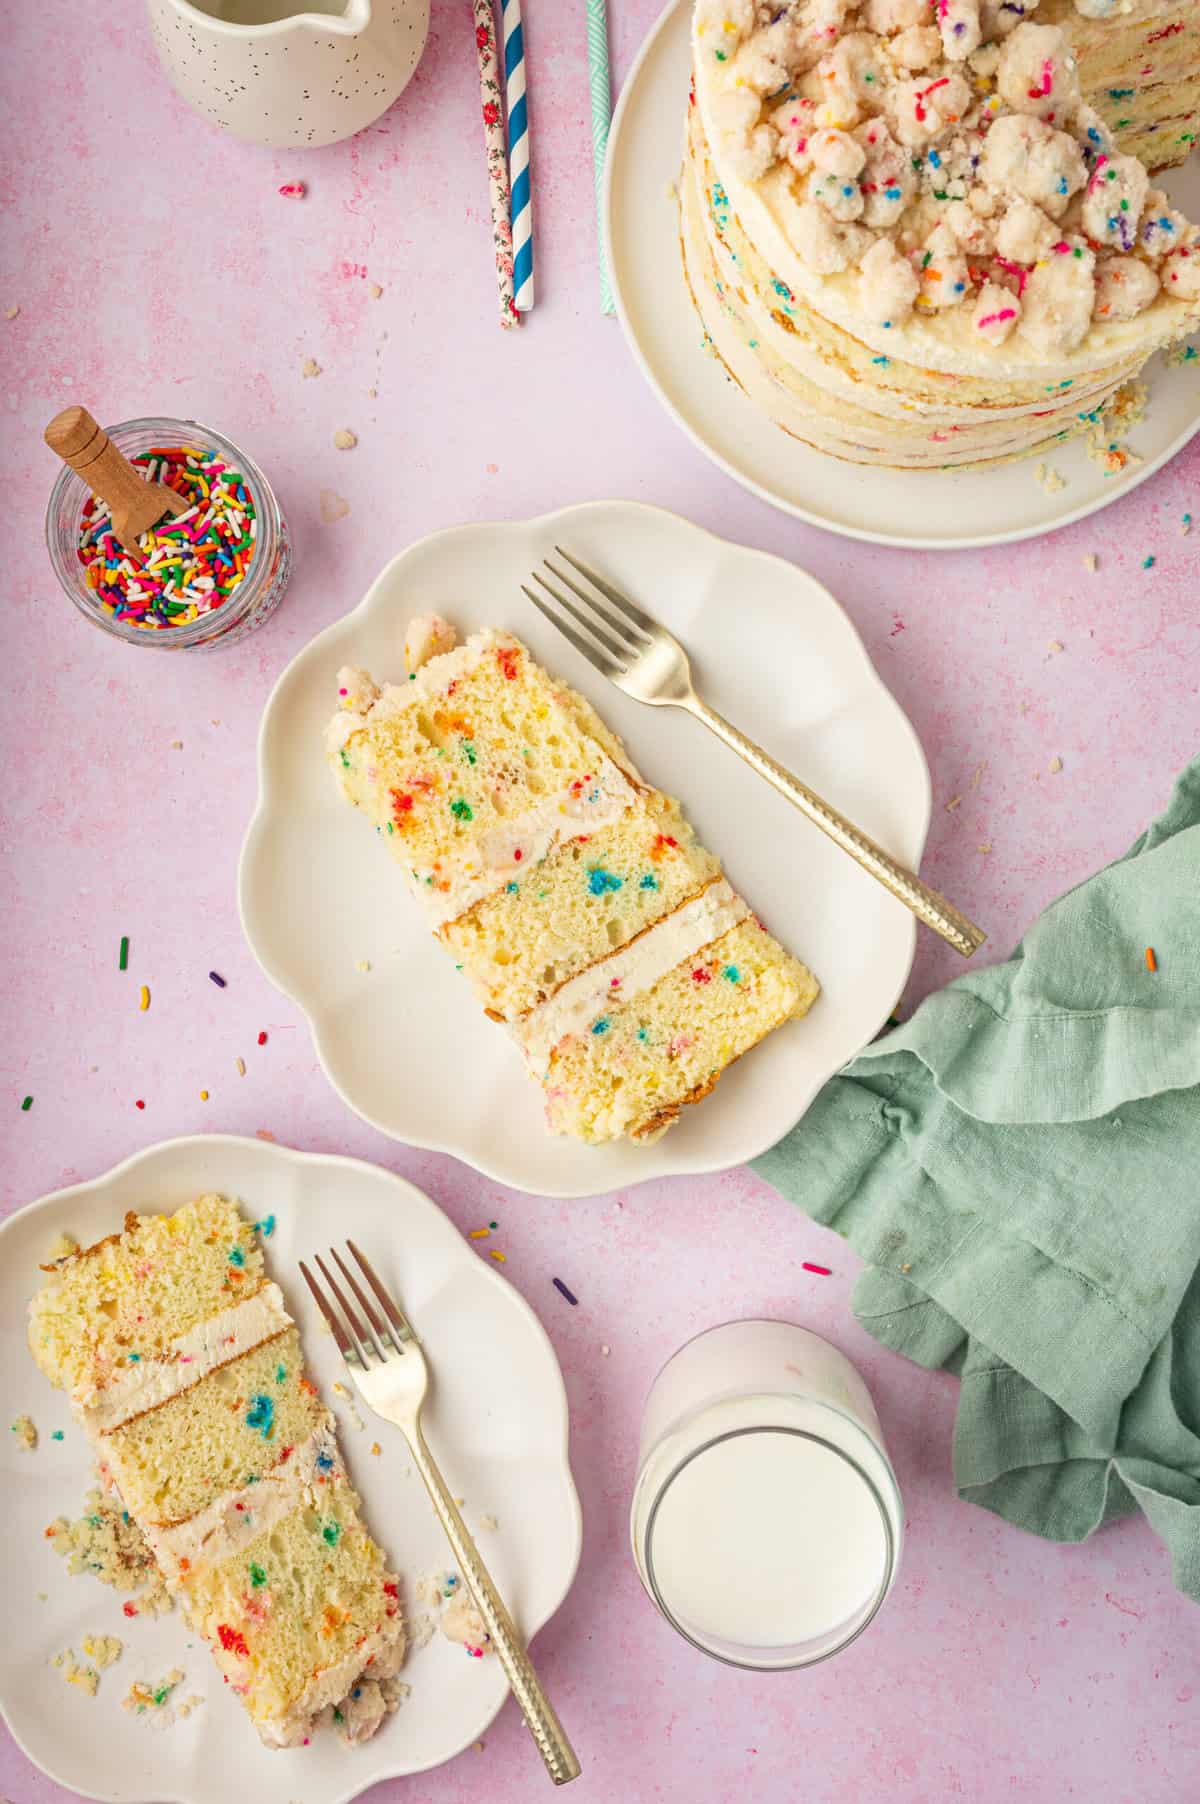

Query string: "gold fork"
[[300, 1242, 581, 1787], [523, 547, 986, 960]]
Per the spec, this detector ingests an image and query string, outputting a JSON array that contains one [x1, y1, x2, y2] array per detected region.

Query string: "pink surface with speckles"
[[3, 4, 1199, 1801]]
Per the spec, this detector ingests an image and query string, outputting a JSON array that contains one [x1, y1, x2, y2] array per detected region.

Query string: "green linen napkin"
[[753, 758, 1200, 1600]]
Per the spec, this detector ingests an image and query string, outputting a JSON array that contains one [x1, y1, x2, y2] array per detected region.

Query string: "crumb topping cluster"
[[694, 0, 1199, 353]]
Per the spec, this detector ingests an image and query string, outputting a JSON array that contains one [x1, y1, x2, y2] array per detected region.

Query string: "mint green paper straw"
[[586, 0, 615, 315]]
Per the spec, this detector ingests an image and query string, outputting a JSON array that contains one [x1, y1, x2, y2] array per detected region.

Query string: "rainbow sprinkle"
[[77, 446, 257, 632], [552, 1278, 578, 1306]]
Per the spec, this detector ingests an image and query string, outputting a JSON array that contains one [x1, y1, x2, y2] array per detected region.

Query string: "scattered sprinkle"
[[21, 1095, 32, 1111], [135, 1099, 146, 1110], [209, 971, 226, 988], [370, 1442, 382, 1457], [139, 985, 150, 1012], [552, 1278, 579, 1306], [235, 1057, 246, 1077], [1143, 555, 1156, 569], [469, 1227, 490, 1239], [488, 1249, 506, 1263], [52, 1429, 64, 1440], [122, 1667, 187, 1718], [119, 935, 129, 971], [199, 1089, 209, 1101], [257, 1030, 268, 1046], [802, 1262, 832, 1277], [1145, 946, 1158, 973], [255, 1214, 276, 1237], [278, 181, 306, 198], [489, 1221, 498, 1230], [333, 428, 358, 450], [1181, 514, 1192, 536]]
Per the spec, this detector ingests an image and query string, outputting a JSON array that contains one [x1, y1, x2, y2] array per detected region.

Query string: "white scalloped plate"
[[604, 0, 1200, 549], [238, 500, 929, 1196], [0, 1136, 580, 1804]]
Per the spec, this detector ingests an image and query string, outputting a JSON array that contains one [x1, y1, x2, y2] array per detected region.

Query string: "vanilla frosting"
[[82, 1284, 292, 1434], [515, 879, 750, 1069]]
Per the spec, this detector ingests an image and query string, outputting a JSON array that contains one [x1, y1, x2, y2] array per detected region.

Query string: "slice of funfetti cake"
[[327, 617, 819, 1144], [28, 1195, 405, 1749]]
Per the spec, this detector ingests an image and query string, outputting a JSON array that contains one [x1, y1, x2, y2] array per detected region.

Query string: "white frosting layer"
[[420, 760, 640, 928], [83, 1284, 292, 1435], [515, 879, 750, 1069], [145, 1423, 341, 1581]]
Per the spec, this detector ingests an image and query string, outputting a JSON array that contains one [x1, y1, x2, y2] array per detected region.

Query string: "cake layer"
[[329, 629, 646, 927], [543, 916, 820, 1143], [29, 1194, 266, 1407], [100, 1327, 326, 1528], [180, 1466, 402, 1748], [328, 623, 819, 1143]]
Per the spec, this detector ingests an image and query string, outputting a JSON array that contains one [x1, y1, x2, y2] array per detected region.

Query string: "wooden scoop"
[[45, 406, 189, 559]]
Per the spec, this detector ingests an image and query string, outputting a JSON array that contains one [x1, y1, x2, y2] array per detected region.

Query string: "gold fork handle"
[[407, 1422, 582, 1786], [688, 697, 985, 960]]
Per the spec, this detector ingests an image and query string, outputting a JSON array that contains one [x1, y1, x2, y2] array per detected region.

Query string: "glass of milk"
[[631, 1320, 902, 1668]]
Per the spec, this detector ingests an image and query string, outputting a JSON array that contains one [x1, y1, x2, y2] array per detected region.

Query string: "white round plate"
[[605, 0, 1200, 550], [0, 1136, 580, 1804], [239, 500, 929, 1198]]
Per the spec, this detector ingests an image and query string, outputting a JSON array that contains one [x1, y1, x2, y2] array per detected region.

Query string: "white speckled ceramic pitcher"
[[147, 0, 429, 149]]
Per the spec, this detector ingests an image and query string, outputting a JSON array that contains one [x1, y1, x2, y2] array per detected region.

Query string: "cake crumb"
[[235, 1056, 246, 1077], [171, 738, 184, 749], [977, 841, 994, 855], [11, 1413, 37, 1451], [80, 1634, 123, 1669], [4, 304, 19, 320], [46, 1481, 173, 1614], [367, 385, 378, 398], [1181, 514, 1192, 536], [333, 428, 358, 450], [45, 1231, 79, 1263], [1082, 553, 1098, 572], [944, 795, 962, 813], [52, 1649, 100, 1696], [1046, 640, 1064, 657], [479, 1513, 499, 1531], [1034, 462, 1066, 496], [600, 1344, 611, 1357], [123, 1668, 187, 1725], [356, 958, 372, 973], [320, 488, 351, 523], [370, 1441, 382, 1456], [369, 282, 384, 299], [301, 356, 322, 379], [1048, 756, 1063, 774]]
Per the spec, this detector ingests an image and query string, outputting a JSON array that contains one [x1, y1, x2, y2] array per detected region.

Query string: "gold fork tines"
[[300, 1244, 581, 1787]]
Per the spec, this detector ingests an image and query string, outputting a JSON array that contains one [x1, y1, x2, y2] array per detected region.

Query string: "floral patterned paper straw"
[[472, 0, 519, 329]]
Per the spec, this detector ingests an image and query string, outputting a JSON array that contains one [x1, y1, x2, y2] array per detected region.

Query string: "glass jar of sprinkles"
[[45, 416, 291, 650]]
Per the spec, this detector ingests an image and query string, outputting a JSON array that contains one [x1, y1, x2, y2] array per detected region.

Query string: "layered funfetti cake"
[[686, 2, 1200, 469], [1045, 2, 1200, 171], [28, 1196, 405, 1749], [326, 617, 818, 1144]]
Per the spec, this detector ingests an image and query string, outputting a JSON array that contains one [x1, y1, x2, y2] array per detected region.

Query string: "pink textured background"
[[3, 3, 1200, 1800]]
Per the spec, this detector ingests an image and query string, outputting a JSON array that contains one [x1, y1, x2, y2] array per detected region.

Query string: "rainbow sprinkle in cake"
[[326, 617, 819, 1143], [28, 1196, 405, 1749]]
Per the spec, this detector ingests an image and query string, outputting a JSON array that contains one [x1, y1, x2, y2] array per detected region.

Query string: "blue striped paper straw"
[[586, 0, 614, 315], [503, 0, 534, 312]]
